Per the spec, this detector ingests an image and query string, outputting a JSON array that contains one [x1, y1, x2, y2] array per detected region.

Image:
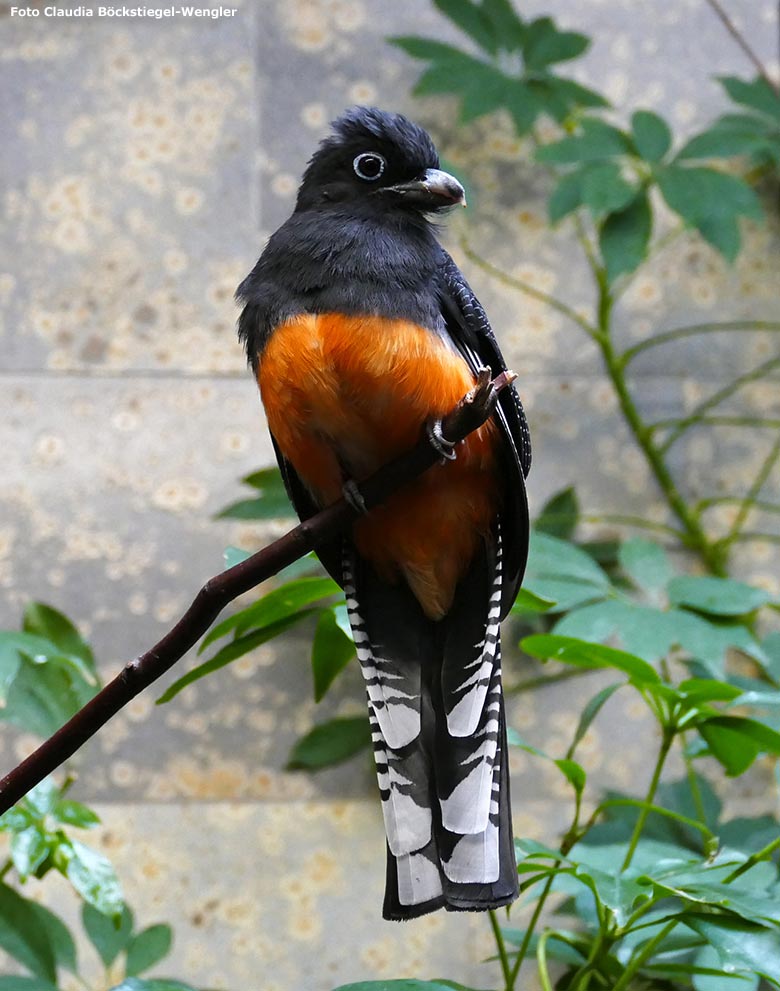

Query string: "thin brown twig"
[[704, 0, 779, 94], [0, 370, 516, 815]]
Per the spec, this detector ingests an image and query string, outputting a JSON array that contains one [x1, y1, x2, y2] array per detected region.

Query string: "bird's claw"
[[467, 366, 498, 418], [342, 479, 369, 515], [426, 417, 457, 461]]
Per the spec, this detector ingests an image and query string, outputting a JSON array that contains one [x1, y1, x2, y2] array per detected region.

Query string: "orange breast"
[[258, 313, 500, 619]]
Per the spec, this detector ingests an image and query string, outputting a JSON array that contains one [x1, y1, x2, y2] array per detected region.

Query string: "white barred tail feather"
[[343, 525, 518, 921]]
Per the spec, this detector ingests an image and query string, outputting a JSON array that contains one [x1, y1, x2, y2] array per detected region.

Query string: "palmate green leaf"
[[656, 165, 762, 261], [618, 538, 673, 594], [631, 110, 672, 162], [568, 682, 622, 755], [125, 924, 173, 977], [287, 715, 372, 770], [719, 75, 780, 121], [533, 486, 582, 541], [506, 729, 586, 795], [599, 188, 652, 283], [522, 634, 660, 685], [503, 82, 542, 135], [574, 863, 651, 927], [581, 162, 637, 218], [433, 0, 499, 54], [668, 576, 773, 617], [158, 611, 314, 704], [684, 914, 780, 985], [548, 169, 586, 223], [55, 799, 101, 829], [0, 883, 58, 981], [677, 114, 780, 163], [536, 118, 632, 164], [481, 0, 525, 50], [63, 839, 123, 917], [200, 576, 341, 651], [697, 716, 780, 776], [25, 777, 59, 817], [27, 901, 77, 974], [312, 606, 355, 702], [522, 16, 589, 70], [82, 902, 133, 967]]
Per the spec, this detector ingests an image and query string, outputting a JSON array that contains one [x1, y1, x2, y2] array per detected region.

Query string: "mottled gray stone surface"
[[1, 0, 779, 987]]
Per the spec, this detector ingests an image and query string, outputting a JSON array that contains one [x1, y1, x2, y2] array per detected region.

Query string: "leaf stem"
[[621, 321, 780, 365], [622, 727, 675, 870], [459, 236, 600, 340], [536, 930, 554, 991], [722, 432, 780, 548], [611, 919, 679, 991], [506, 872, 555, 988], [723, 835, 780, 883], [704, 0, 780, 94], [489, 908, 513, 990]]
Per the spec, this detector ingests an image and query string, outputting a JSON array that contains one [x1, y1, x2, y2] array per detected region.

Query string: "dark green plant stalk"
[[489, 909, 513, 987], [622, 726, 676, 870], [611, 919, 679, 991]]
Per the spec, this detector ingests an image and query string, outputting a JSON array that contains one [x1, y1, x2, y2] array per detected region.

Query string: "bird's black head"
[[295, 106, 466, 216]]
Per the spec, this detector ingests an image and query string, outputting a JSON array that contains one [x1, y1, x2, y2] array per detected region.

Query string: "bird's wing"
[[437, 250, 531, 617], [270, 434, 346, 585]]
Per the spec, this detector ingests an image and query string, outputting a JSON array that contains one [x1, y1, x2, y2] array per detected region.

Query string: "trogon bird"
[[236, 107, 532, 920]]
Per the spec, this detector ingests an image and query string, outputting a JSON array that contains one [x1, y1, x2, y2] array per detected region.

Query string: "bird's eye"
[[353, 152, 386, 182]]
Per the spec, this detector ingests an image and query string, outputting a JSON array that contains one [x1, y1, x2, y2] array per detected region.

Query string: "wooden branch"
[[0, 370, 516, 815]]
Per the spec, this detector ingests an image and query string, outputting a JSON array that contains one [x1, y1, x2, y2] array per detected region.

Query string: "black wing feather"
[[437, 251, 531, 618]]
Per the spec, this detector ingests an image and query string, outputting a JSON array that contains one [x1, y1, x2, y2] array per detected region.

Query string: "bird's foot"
[[342, 479, 368, 514], [426, 417, 457, 461], [465, 366, 498, 419]]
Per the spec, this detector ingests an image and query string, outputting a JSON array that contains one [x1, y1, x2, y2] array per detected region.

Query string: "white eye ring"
[[353, 152, 386, 181]]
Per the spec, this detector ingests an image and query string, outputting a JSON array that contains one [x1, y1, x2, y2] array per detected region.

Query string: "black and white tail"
[[343, 525, 518, 920]]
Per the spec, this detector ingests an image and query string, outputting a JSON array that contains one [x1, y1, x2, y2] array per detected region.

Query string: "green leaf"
[[522, 634, 660, 685], [510, 587, 557, 615], [657, 165, 762, 261], [223, 546, 250, 568], [55, 799, 101, 829], [27, 902, 77, 974], [25, 778, 59, 817], [693, 945, 760, 990], [668, 576, 773, 616], [11, 826, 50, 878], [287, 716, 371, 770], [522, 16, 589, 70], [0, 648, 98, 737], [535, 486, 579, 538], [433, 0, 498, 54], [581, 162, 637, 218], [698, 720, 760, 776], [599, 189, 652, 282], [109, 982, 200, 991], [685, 915, 780, 983], [125, 924, 173, 977], [619, 539, 673, 593], [64, 840, 123, 916], [568, 682, 622, 756], [312, 607, 355, 702], [536, 118, 632, 164], [503, 82, 542, 136], [719, 75, 780, 121], [548, 169, 586, 223], [23, 603, 97, 678], [677, 116, 778, 162], [332, 982, 471, 991], [631, 110, 672, 162], [523, 531, 611, 613], [200, 576, 341, 650], [158, 612, 314, 704], [0, 638, 22, 704], [0, 980, 61, 991], [574, 863, 650, 927], [82, 902, 133, 967], [0, 883, 57, 981], [482, 0, 525, 50], [555, 758, 586, 795], [216, 466, 293, 520]]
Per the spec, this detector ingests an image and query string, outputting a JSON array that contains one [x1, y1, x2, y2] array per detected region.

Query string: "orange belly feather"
[[258, 313, 500, 619]]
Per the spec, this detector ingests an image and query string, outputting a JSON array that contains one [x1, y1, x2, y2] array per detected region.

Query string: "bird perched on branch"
[[237, 107, 531, 920]]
